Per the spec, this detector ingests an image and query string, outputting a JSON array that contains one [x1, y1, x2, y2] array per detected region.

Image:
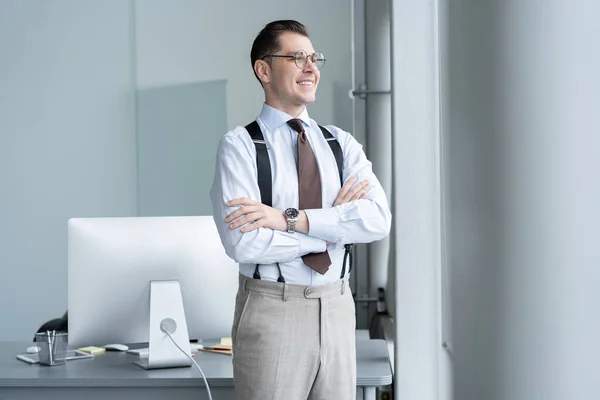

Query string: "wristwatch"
[[283, 208, 300, 233]]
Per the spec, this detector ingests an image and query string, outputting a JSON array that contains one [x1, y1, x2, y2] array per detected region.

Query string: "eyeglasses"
[[262, 50, 326, 70]]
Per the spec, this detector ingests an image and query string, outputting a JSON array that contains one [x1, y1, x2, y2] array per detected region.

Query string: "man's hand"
[[333, 176, 370, 206], [225, 198, 286, 233]]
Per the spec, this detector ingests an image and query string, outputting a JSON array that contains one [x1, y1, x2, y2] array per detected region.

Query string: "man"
[[210, 20, 391, 400]]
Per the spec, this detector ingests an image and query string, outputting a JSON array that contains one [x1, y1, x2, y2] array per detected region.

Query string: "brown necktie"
[[288, 118, 332, 274]]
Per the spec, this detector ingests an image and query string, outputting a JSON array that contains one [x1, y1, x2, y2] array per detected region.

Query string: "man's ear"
[[255, 60, 271, 85]]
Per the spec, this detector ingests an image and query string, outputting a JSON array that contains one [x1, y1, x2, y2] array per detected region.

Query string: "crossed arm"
[[210, 131, 391, 265], [225, 176, 369, 234]]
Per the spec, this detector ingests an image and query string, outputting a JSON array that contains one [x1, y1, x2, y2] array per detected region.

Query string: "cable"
[[162, 328, 213, 400]]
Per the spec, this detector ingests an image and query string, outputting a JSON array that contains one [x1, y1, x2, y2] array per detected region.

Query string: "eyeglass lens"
[[294, 50, 325, 70]]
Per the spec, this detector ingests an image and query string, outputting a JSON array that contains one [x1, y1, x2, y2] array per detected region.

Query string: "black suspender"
[[318, 126, 354, 279], [244, 121, 354, 280], [246, 121, 273, 207], [319, 125, 344, 187]]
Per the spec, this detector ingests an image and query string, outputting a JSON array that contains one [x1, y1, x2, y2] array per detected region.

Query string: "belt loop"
[[283, 283, 288, 302], [341, 280, 345, 295], [243, 277, 248, 294]]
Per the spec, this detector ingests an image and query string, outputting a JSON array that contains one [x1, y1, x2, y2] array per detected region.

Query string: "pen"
[[47, 331, 53, 365], [205, 346, 231, 351]]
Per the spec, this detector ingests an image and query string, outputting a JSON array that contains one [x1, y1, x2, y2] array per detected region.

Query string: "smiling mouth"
[[297, 80, 314, 87]]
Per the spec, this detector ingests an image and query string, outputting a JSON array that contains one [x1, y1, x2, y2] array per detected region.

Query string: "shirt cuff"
[[297, 233, 328, 256], [304, 208, 339, 243]]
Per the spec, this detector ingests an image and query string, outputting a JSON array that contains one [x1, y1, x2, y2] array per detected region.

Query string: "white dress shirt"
[[210, 103, 391, 286]]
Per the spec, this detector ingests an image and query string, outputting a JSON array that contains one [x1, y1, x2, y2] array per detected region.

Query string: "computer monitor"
[[67, 216, 239, 369]]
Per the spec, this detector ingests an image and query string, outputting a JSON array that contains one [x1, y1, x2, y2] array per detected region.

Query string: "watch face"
[[285, 208, 299, 218]]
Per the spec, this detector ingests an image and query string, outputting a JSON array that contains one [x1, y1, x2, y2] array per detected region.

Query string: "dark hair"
[[250, 20, 309, 83]]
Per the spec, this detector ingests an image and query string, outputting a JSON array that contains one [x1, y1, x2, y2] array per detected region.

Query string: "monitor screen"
[[67, 216, 239, 348]]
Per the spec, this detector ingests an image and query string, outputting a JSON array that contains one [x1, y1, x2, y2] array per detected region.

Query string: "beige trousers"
[[232, 274, 357, 400]]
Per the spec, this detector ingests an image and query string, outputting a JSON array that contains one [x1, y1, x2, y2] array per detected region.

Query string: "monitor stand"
[[133, 280, 193, 370]]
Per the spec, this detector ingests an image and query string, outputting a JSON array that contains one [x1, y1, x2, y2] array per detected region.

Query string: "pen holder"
[[34, 331, 68, 366]]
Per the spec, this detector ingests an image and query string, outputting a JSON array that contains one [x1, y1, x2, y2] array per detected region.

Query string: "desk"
[[0, 339, 391, 400]]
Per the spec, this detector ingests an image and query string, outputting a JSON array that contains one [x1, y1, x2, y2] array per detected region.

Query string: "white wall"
[[445, 1, 600, 399], [391, 1, 446, 399], [0, 0, 137, 341], [134, 0, 353, 131], [444, 1, 503, 398]]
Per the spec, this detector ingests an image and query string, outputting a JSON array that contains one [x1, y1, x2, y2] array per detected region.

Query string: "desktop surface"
[[0, 341, 233, 387], [0, 339, 391, 390]]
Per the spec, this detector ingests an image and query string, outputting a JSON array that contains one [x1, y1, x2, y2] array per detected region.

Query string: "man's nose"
[[302, 59, 318, 73]]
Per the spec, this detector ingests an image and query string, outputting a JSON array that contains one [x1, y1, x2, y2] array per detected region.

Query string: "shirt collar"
[[258, 103, 311, 131]]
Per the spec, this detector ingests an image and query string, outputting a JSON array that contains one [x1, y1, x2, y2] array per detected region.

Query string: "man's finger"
[[241, 219, 261, 233], [346, 184, 362, 200], [226, 197, 255, 207], [236, 210, 264, 231], [338, 176, 358, 198], [225, 208, 244, 223], [225, 205, 258, 223], [243, 212, 263, 224], [334, 177, 358, 205], [353, 190, 369, 201], [345, 180, 368, 201], [228, 215, 248, 229]]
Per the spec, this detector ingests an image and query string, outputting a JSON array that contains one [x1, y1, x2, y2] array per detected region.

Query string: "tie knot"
[[287, 118, 304, 133]]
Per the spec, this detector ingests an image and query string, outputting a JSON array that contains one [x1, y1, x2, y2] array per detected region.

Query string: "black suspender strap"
[[253, 262, 286, 283], [246, 121, 283, 282], [318, 125, 344, 187], [245, 121, 273, 208], [342, 244, 353, 276], [245, 121, 353, 281], [320, 125, 354, 278]]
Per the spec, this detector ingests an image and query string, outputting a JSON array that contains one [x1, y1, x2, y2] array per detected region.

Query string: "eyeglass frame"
[[261, 50, 326, 70]]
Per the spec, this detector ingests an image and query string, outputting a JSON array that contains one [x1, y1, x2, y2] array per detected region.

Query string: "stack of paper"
[[198, 337, 232, 355]]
